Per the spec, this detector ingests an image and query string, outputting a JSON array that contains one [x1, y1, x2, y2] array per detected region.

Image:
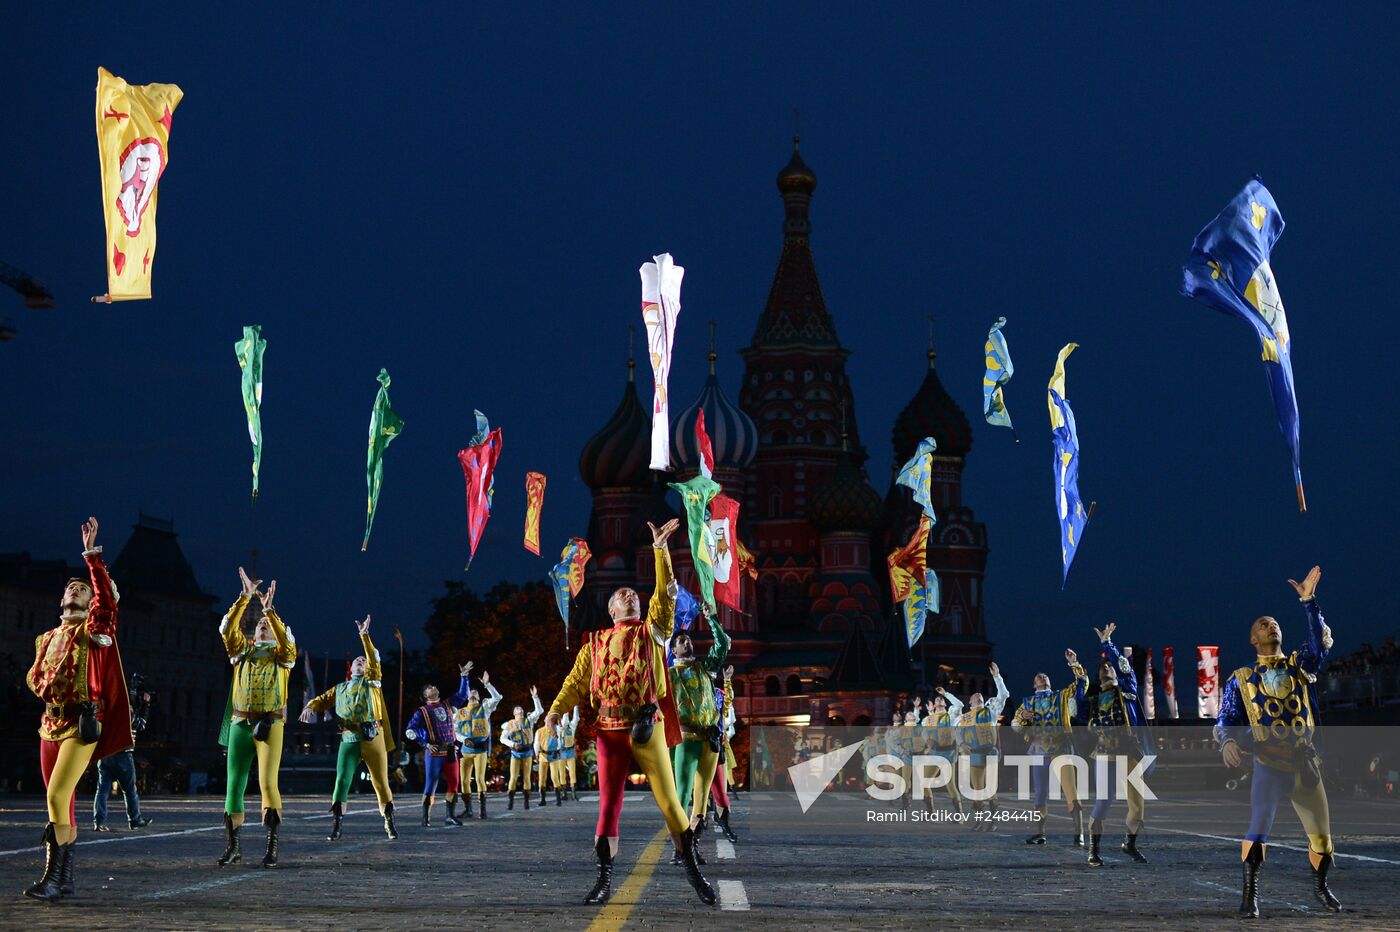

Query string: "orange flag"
[[524, 472, 547, 555], [94, 67, 183, 302]]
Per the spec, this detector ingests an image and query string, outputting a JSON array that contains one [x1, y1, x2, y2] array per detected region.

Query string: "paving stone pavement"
[[0, 791, 1396, 929]]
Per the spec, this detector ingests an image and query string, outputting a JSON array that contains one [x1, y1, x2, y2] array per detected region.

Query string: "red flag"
[[458, 417, 503, 570], [1196, 645, 1220, 719], [695, 408, 716, 479], [1143, 647, 1156, 720], [709, 493, 742, 610], [1163, 646, 1179, 719], [523, 471, 547, 555]]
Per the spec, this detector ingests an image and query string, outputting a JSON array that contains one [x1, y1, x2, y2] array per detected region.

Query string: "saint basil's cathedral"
[[575, 139, 995, 727]]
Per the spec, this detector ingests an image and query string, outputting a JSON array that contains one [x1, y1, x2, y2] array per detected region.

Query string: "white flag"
[[640, 253, 684, 470]]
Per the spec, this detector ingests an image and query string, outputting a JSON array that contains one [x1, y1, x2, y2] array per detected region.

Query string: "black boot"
[[217, 814, 242, 866], [1121, 832, 1147, 863], [1087, 833, 1103, 867], [539, 785, 548, 808], [524, 788, 531, 811], [584, 837, 614, 905], [421, 799, 432, 827], [57, 838, 75, 897], [1311, 851, 1341, 912], [478, 792, 488, 820], [556, 788, 564, 807], [507, 791, 516, 811], [383, 802, 398, 840], [678, 828, 717, 905], [444, 797, 462, 826], [693, 820, 708, 865], [23, 823, 64, 902], [128, 815, 153, 829], [260, 810, 280, 868], [717, 806, 738, 843], [328, 802, 344, 841], [1240, 842, 1263, 919], [1026, 827, 1047, 845], [1071, 804, 1086, 847]]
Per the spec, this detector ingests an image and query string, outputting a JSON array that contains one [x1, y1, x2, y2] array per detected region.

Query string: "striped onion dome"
[[670, 348, 759, 472], [579, 359, 651, 489]]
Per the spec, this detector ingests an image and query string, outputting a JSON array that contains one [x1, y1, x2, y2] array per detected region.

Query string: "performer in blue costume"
[[452, 663, 503, 819], [404, 682, 460, 827], [959, 663, 1010, 830], [1083, 623, 1154, 867], [1012, 649, 1088, 846], [1215, 566, 1339, 918]]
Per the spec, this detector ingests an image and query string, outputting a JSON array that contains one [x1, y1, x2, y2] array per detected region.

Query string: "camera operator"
[[92, 673, 154, 831]]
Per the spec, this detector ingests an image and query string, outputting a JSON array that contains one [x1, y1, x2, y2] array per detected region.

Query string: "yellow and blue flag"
[[1181, 179, 1304, 511], [888, 514, 940, 649], [550, 537, 591, 647], [1048, 344, 1087, 586], [982, 317, 1016, 433], [895, 436, 938, 520]]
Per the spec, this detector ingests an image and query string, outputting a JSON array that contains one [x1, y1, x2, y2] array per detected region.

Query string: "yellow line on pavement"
[[586, 829, 670, 932]]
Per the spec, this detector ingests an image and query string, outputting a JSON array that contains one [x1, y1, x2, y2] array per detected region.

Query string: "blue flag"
[[982, 317, 1016, 432], [1182, 179, 1304, 510], [1048, 343, 1088, 586], [895, 437, 938, 521]]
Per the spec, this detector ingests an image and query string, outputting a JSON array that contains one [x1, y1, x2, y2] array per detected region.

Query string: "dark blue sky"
[[3, 5, 1396, 689]]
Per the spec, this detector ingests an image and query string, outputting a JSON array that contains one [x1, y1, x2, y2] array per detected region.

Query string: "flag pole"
[[1295, 481, 1307, 513], [394, 625, 405, 739], [90, 295, 112, 304]]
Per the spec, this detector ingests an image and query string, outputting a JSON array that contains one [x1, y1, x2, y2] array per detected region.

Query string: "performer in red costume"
[[23, 517, 134, 903]]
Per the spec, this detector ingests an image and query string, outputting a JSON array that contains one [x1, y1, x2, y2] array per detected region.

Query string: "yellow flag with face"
[[95, 67, 183, 302]]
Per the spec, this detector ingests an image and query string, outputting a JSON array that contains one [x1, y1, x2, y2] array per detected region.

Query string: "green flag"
[[667, 474, 721, 606], [363, 368, 404, 551], [234, 325, 266, 500]]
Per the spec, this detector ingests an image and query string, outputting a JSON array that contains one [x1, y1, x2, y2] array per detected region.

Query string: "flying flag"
[[641, 253, 684, 470], [234, 325, 266, 501], [1197, 645, 1221, 719], [523, 472, 547, 556], [895, 437, 938, 520], [888, 514, 940, 648], [1182, 179, 1304, 510], [673, 585, 703, 632], [1048, 343, 1088, 585], [667, 474, 721, 607], [457, 410, 503, 570], [362, 368, 404, 551], [549, 538, 592, 647], [1163, 647, 1179, 719], [695, 408, 716, 479], [709, 493, 742, 611], [94, 67, 183, 303], [1143, 647, 1156, 720], [983, 317, 1016, 435]]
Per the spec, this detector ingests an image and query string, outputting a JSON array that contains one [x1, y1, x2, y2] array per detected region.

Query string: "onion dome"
[[810, 448, 883, 533], [892, 325, 973, 465], [579, 357, 651, 489], [776, 135, 817, 195], [671, 327, 759, 472]]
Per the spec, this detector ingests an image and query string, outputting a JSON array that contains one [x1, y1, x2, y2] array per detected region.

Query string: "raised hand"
[[989, 662, 1000, 677], [1065, 649, 1077, 664], [1093, 623, 1116, 643], [263, 580, 277, 611], [480, 671, 490, 686], [530, 685, 539, 698], [723, 664, 734, 680], [649, 518, 681, 548], [1287, 566, 1321, 602], [81, 516, 100, 551], [238, 567, 260, 597], [357, 615, 372, 636], [459, 662, 472, 677]]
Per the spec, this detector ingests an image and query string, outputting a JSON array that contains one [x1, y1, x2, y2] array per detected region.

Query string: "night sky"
[[3, 5, 1397, 690]]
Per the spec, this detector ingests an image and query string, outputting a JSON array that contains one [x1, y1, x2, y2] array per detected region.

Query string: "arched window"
[[786, 675, 804, 696], [769, 488, 783, 517], [764, 676, 781, 697]]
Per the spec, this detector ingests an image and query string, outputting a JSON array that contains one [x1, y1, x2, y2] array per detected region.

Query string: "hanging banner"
[[1163, 646, 1179, 719], [1196, 645, 1220, 719], [234, 325, 266, 500], [1143, 647, 1156, 721], [362, 368, 404, 551], [95, 67, 183, 302], [640, 253, 684, 470], [523, 472, 547, 556]]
